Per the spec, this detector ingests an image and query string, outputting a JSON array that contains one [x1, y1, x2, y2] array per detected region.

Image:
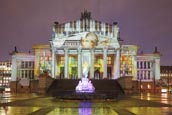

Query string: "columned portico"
[[51, 48, 122, 79], [50, 11, 121, 80], [51, 46, 122, 79]]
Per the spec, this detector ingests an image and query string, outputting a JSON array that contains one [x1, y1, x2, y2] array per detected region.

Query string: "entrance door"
[[71, 67, 77, 79], [60, 67, 64, 79], [94, 68, 100, 79], [107, 67, 112, 79]]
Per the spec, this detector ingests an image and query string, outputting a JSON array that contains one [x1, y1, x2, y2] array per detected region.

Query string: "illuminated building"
[[33, 11, 160, 81], [136, 47, 161, 93], [32, 44, 51, 78], [41, 11, 121, 80], [10, 11, 161, 94], [0, 60, 11, 87], [11, 53, 34, 81], [160, 66, 172, 92]]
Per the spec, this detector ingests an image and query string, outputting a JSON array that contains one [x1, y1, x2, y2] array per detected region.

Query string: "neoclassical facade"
[[11, 53, 35, 81], [31, 11, 161, 84], [50, 11, 121, 80]]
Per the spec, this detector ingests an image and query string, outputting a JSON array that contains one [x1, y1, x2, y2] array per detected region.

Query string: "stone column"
[[150, 70, 153, 80], [90, 49, 94, 79], [143, 71, 145, 80], [139, 61, 141, 69], [103, 48, 107, 79], [114, 48, 120, 79], [146, 61, 148, 69], [64, 48, 69, 79], [51, 48, 56, 78], [154, 58, 160, 80], [146, 71, 148, 80], [78, 48, 82, 79]]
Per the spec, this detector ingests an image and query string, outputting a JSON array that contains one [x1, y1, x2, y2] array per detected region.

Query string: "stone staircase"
[[47, 79, 124, 99]]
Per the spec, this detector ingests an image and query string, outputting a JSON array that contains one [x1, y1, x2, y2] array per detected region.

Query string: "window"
[[140, 72, 143, 80], [17, 61, 34, 79], [71, 56, 75, 65], [148, 71, 150, 80], [148, 62, 150, 69], [137, 71, 140, 80], [147, 84, 151, 89], [60, 56, 64, 65], [140, 62, 143, 69], [144, 71, 147, 79], [107, 56, 112, 65], [21, 61, 25, 68], [144, 62, 146, 69]]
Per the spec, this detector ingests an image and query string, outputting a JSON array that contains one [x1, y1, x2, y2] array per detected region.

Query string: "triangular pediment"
[[51, 11, 120, 49], [52, 32, 119, 49]]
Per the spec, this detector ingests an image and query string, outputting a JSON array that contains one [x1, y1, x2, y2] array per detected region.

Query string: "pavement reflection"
[[0, 92, 172, 115], [0, 106, 40, 115], [47, 107, 118, 115]]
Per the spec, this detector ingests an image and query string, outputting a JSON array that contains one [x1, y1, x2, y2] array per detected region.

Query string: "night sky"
[[0, 0, 172, 65]]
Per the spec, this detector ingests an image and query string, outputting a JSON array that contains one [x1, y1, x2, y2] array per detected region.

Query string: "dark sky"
[[0, 0, 172, 65]]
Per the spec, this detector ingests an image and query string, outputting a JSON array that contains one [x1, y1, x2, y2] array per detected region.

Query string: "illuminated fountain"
[[75, 66, 95, 93]]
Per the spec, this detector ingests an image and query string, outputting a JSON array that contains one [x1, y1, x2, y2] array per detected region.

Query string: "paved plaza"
[[0, 93, 172, 115]]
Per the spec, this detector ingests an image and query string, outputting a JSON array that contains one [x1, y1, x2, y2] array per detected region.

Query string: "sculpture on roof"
[[81, 10, 91, 20], [9, 46, 18, 55]]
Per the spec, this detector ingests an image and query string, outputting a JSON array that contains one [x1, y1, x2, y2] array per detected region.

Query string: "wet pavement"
[[0, 93, 172, 115]]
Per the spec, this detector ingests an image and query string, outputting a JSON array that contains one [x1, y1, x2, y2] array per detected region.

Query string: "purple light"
[[78, 101, 92, 115], [75, 77, 95, 93]]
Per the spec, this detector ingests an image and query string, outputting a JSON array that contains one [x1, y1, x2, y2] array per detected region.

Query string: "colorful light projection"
[[94, 58, 104, 72], [69, 56, 77, 78], [82, 51, 91, 74], [39, 51, 51, 74], [80, 32, 111, 48], [120, 55, 133, 76]]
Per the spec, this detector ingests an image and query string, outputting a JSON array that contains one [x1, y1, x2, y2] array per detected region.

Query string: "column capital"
[[52, 47, 56, 52], [64, 47, 68, 51], [90, 48, 95, 52], [103, 47, 108, 50], [115, 48, 120, 51], [77, 47, 82, 52]]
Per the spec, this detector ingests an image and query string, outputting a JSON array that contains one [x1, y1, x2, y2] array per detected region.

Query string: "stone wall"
[[117, 76, 162, 94], [37, 76, 54, 94], [10, 80, 39, 93], [10, 72, 54, 94], [117, 76, 133, 94]]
